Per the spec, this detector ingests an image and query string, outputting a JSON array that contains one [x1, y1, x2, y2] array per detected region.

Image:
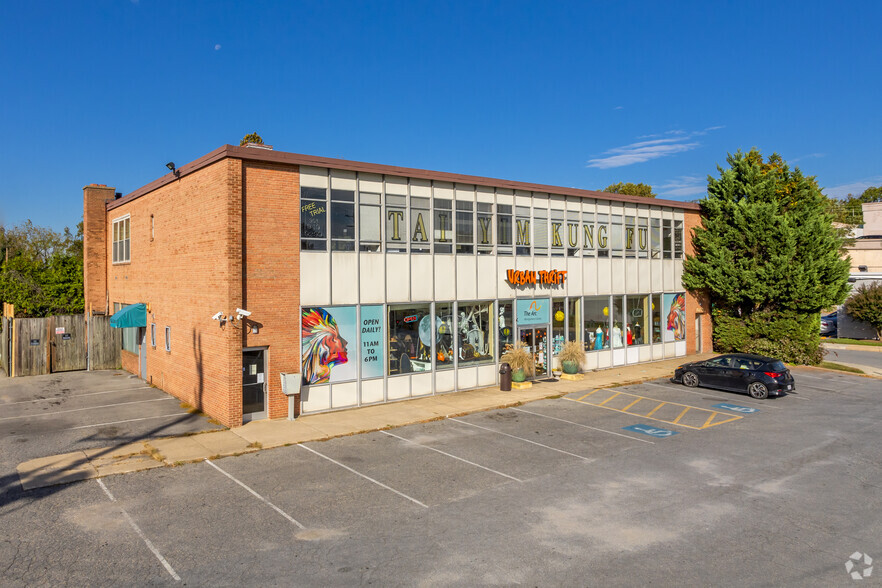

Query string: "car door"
[[698, 356, 732, 387], [719, 357, 753, 392]]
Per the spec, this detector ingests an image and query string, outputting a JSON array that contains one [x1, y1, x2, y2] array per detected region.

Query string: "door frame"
[[242, 346, 268, 423], [518, 326, 550, 379]]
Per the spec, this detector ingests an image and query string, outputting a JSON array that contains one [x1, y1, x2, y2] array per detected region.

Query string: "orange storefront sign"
[[506, 269, 567, 286]]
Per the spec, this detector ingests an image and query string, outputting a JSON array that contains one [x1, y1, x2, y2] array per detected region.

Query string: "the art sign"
[[516, 298, 550, 326], [506, 269, 567, 286]]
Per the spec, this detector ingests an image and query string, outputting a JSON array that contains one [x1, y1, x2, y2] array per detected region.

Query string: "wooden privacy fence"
[[3, 313, 121, 377]]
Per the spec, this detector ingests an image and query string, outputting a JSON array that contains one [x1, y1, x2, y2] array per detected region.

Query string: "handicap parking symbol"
[[712, 403, 760, 414], [623, 424, 679, 438]]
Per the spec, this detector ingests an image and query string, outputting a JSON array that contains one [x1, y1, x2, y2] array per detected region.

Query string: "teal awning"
[[110, 303, 147, 328]]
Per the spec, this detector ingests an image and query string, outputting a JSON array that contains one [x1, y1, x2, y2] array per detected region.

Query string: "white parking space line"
[[96, 479, 181, 582], [297, 443, 429, 509], [204, 459, 306, 528], [65, 413, 193, 431], [639, 381, 783, 408], [1, 386, 153, 406], [449, 418, 594, 462], [380, 430, 523, 482], [0, 397, 177, 421], [510, 407, 655, 444]]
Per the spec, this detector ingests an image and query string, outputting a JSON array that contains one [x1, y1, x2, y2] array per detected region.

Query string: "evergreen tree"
[[682, 149, 850, 364], [844, 283, 882, 340]]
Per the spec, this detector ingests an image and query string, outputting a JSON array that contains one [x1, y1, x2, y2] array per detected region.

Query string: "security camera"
[[212, 312, 224, 321], [235, 308, 251, 318]]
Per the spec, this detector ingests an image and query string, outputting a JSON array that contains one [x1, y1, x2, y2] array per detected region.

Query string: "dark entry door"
[[242, 349, 267, 421]]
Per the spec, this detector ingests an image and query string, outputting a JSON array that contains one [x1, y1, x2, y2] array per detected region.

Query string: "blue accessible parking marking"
[[711, 403, 760, 414], [622, 424, 679, 438]]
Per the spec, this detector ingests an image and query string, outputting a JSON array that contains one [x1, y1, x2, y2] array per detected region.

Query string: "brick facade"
[[684, 210, 714, 354]]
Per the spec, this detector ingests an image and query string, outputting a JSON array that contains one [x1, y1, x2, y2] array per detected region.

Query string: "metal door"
[[242, 348, 267, 422]]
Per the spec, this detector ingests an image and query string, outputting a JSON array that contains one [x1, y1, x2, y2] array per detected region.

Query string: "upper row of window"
[[300, 186, 684, 259]]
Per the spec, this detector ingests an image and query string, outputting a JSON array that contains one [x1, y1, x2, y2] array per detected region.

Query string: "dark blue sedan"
[[672, 353, 795, 399]]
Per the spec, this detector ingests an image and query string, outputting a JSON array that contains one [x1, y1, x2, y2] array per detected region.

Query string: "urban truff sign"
[[506, 269, 568, 286]]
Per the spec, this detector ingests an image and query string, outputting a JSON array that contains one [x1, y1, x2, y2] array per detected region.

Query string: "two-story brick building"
[[84, 144, 711, 428]]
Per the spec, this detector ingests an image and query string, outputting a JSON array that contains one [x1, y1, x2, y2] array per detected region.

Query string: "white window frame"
[[112, 215, 131, 264], [150, 323, 156, 348], [164, 326, 171, 352]]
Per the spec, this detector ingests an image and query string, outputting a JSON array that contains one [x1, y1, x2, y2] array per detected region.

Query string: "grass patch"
[[819, 362, 865, 374], [247, 441, 263, 449], [824, 338, 882, 347]]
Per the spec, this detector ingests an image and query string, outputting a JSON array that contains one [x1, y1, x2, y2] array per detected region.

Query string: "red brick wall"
[[683, 209, 714, 354], [83, 185, 115, 315], [121, 349, 139, 374], [242, 162, 301, 418], [102, 160, 244, 427]]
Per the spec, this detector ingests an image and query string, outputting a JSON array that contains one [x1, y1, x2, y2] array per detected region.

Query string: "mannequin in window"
[[612, 323, 623, 347], [626, 324, 633, 345], [594, 325, 604, 350]]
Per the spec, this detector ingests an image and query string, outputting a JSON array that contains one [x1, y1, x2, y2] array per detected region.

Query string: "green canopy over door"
[[109, 303, 147, 328]]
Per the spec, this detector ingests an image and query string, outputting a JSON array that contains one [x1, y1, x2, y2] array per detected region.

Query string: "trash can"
[[499, 363, 512, 391]]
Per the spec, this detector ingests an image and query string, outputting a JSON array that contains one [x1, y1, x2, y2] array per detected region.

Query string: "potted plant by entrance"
[[500, 342, 535, 382], [557, 340, 586, 375]]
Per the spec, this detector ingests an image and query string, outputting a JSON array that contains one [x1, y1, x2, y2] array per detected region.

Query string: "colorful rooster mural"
[[666, 293, 686, 341], [302, 308, 349, 384]]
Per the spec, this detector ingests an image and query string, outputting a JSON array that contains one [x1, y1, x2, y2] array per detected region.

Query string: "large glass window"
[[551, 299, 565, 356], [567, 298, 580, 343], [388, 304, 431, 375], [610, 215, 623, 258], [435, 303, 454, 370], [638, 217, 649, 259], [551, 210, 565, 257], [359, 192, 381, 252], [625, 216, 636, 258], [533, 208, 548, 256], [497, 205, 513, 255], [611, 295, 625, 348], [458, 301, 494, 365], [456, 201, 474, 254], [515, 206, 531, 256], [385, 195, 407, 253], [597, 214, 609, 258], [663, 219, 673, 259], [300, 186, 327, 251], [582, 212, 595, 257], [498, 300, 513, 359], [330, 189, 355, 251], [477, 203, 493, 254], [112, 216, 130, 263], [434, 198, 453, 254], [583, 296, 610, 351], [626, 295, 649, 346], [652, 293, 663, 343], [410, 196, 430, 254], [674, 220, 684, 259], [650, 218, 661, 259]]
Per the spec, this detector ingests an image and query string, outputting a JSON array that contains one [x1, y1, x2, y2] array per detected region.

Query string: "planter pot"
[[511, 368, 527, 382], [561, 360, 580, 375]]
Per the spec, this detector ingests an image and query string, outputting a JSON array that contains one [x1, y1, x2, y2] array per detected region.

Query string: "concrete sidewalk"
[[20, 350, 880, 491]]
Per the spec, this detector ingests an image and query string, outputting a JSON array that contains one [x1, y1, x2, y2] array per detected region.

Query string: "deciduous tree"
[[844, 282, 882, 340], [602, 182, 655, 198]]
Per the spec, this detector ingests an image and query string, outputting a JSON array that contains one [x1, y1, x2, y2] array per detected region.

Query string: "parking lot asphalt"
[[2, 365, 880, 586]]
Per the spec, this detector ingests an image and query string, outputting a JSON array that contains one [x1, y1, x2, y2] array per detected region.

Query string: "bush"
[[844, 283, 882, 340], [712, 308, 823, 365]]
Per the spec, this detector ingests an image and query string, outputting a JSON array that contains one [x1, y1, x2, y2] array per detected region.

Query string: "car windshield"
[[768, 360, 787, 371]]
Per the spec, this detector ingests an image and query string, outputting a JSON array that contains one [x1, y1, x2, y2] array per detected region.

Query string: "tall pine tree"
[[682, 149, 850, 364]]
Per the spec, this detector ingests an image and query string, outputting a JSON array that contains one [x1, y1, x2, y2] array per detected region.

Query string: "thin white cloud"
[[614, 106, 624, 110], [791, 152, 825, 163], [214, 44, 222, 50], [587, 127, 722, 169], [824, 176, 882, 199], [657, 176, 707, 198]]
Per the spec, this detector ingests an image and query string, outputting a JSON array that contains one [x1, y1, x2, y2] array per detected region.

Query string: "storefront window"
[[674, 220, 684, 259], [497, 205, 513, 255], [458, 301, 494, 365], [652, 293, 663, 343], [626, 295, 649, 346], [388, 304, 431, 375], [625, 216, 636, 258], [534, 208, 548, 256], [651, 218, 661, 259], [434, 199, 453, 254], [410, 196, 430, 254], [551, 210, 565, 257], [386, 195, 407, 253], [456, 201, 474, 254], [330, 189, 355, 251], [498, 300, 513, 359], [359, 193, 381, 252], [638, 217, 649, 259], [477, 203, 493, 254], [610, 215, 623, 258], [435, 303, 454, 370], [582, 212, 595, 257], [300, 186, 327, 251], [663, 219, 673, 259], [567, 298, 580, 343], [551, 299, 565, 355], [566, 211, 580, 257], [515, 206, 531, 256], [583, 296, 610, 351], [597, 214, 609, 257]]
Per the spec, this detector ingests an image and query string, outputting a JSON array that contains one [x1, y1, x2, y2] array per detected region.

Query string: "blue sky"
[[1, 1, 880, 232]]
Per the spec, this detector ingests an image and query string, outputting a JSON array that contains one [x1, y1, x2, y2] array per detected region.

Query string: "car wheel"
[[682, 371, 699, 388], [748, 382, 769, 399]]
